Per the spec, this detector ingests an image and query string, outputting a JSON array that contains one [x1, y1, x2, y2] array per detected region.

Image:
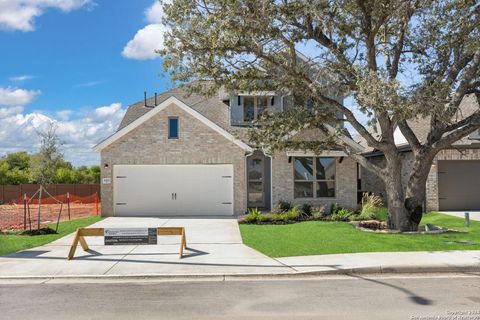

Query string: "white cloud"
[[122, 1, 168, 60], [0, 87, 40, 107], [0, 93, 126, 166], [92, 103, 122, 122], [55, 109, 72, 120], [74, 80, 104, 88], [122, 24, 166, 60], [9, 74, 36, 82], [0, 0, 93, 32], [145, 1, 164, 23], [0, 85, 126, 165], [0, 106, 24, 119]]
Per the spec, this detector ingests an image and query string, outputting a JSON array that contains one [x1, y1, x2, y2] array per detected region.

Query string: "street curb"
[[0, 265, 479, 282]]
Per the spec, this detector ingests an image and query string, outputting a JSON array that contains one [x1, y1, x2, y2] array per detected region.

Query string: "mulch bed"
[[21, 227, 58, 236]]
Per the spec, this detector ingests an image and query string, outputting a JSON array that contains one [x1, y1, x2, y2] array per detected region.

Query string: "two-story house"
[[94, 83, 363, 217]]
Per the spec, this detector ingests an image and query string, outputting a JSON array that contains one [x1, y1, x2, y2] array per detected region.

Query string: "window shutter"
[[270, 96, 274, 106], [237, 96, 241, 106]]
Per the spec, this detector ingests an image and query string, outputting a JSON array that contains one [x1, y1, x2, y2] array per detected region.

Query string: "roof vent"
[[155, 92, 157, 106]]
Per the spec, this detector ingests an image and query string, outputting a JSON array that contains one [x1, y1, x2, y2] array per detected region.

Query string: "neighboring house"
[[94, 83, 363, 217], [359, 94, 480, 211]]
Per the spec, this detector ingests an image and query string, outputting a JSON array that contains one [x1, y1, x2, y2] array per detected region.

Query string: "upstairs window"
[[242, 96, 272, 122], [168, 117, 179, 139]]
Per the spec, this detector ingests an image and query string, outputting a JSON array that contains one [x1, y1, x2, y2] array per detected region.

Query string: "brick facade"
[[361, 148, 480, 211], [100, 102, 247, 216], [271, 153, 358, 211]]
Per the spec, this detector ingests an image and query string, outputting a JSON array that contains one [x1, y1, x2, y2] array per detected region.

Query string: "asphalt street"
[[1, 273, 479, 320]]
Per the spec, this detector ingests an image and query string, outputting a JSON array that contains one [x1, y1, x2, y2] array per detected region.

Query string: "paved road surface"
[[1, 273, 479, 319]]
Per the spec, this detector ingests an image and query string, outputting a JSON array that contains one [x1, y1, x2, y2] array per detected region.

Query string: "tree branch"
[[397, 120, 422, 151], [348, 152, 386, 176], [434, 112, 480, 150], [389, 3, 413, 79]]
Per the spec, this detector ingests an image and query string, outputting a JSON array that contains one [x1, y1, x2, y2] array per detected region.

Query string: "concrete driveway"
[[0, 217, 293, 277]]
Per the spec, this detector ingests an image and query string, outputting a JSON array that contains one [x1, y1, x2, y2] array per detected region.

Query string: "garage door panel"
[[438, 160, 480, 211], [114, 166, 178, 216], [113, 165, 233, 216]]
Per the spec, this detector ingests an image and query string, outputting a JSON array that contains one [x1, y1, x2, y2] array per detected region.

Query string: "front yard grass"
[[0, 216, 102, 256], [239, 212, 480, 257]]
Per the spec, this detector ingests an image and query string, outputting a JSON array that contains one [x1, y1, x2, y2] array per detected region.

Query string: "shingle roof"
[[118, 83, 251, 140], [120, 85, 221, 128]]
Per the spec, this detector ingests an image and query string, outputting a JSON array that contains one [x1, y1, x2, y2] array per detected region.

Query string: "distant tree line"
[[0, 151, 100, 185], [0, 121, 100, 185]]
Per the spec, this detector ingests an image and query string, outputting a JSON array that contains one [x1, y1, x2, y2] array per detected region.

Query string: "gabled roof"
[[93, 96, 253, 152], [117, 82, 231, 132]]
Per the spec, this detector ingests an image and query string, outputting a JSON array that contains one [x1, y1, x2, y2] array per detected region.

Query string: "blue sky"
[[0, 1, 171, 166]]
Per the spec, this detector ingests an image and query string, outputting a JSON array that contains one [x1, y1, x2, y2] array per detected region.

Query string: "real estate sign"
[[104, 228, 157, 245]]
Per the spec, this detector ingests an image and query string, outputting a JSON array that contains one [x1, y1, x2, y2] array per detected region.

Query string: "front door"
[[247, 156, 265, 208]]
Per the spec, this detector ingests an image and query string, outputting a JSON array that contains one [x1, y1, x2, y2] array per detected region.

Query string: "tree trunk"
[[382, 155, 413, 231], [382, 150, 436, 232], [404, 152, 437, 229]]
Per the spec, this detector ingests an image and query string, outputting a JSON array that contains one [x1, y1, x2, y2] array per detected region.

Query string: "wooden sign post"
[[67, 227, 187, 260]]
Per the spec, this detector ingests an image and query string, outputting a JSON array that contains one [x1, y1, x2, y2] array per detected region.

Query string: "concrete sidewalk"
[[277, 250, 480, 275], [0, 217, 479, 279], [441, 211, 480, 221]]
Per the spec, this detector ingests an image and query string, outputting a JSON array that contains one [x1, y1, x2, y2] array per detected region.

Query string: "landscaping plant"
[[243, 208, 261, 223], [355, 193, 384, 221], [300, 203, 312, 217], [330, 208, 354, 222]]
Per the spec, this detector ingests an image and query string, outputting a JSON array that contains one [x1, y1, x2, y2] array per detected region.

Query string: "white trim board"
[[286, 150, 348, 157], [93, 96, 253, 152]]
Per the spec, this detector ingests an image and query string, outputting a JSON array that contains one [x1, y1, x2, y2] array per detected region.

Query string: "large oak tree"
[[159, 0, 480, 231]]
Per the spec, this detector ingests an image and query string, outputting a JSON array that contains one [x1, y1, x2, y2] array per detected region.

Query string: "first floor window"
[[294, 157, 336, 198]]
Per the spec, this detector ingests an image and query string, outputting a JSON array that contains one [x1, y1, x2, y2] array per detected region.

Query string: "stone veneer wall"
[[100, 102, 247, 216], [271, 153, 358, 211]]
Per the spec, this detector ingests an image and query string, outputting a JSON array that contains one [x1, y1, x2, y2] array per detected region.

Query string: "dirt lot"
[[0, 203, 99, 230]]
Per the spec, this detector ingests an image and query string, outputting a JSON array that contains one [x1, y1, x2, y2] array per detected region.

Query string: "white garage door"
[[113, 165, 234, 216]]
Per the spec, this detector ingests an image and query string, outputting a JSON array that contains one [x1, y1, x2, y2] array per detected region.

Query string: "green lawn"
[[0, 216, 102, 256], [239, 212, 480, 257]]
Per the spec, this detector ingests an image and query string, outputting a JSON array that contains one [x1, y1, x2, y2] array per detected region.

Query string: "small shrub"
[[356, 193, 384, 221], [330, 208, 354, 221], [243, 208, 261, 223], [257, 214, 271, 223], [311, 205, 326, 215], [286, 206, 301, 221], [278, 200, 293, 212], [271, 213, 286, 222], [312, 212, 323, 220], [271, 205, 283, 215], [330, 203, 341, 214], [300, 203, 312, 217]]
